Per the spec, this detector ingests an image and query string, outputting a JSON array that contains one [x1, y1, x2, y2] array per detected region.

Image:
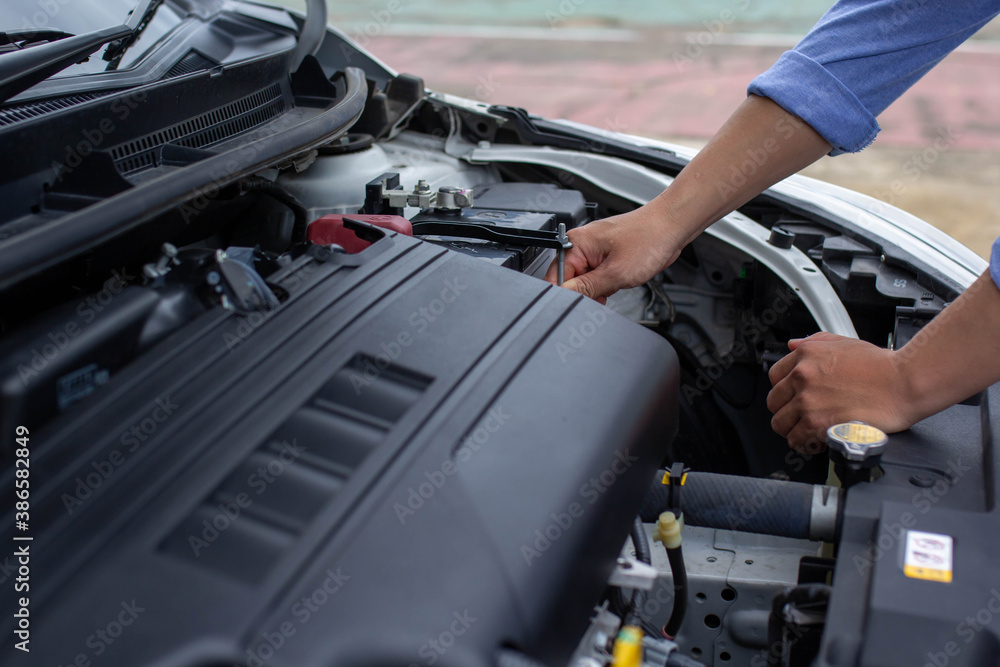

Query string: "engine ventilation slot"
[[110, 83, 286, 174], [0, 91, 116, 128], [159, 355, 432, 583], [163, 51, 216, 79]]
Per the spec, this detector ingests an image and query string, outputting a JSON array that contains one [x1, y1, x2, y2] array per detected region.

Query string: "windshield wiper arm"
[[0, 30, 75, 56], [104, 0, 164, 71], [0, 30, 76, 48], [0, 0, 155, 105]]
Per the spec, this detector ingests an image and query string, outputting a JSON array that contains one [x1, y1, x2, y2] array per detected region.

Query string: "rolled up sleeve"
[[992, 238, 1000, 291], [748, 0, 999, 155]]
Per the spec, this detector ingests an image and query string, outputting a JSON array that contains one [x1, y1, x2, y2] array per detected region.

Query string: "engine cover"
[[2, 226, 678, 666]]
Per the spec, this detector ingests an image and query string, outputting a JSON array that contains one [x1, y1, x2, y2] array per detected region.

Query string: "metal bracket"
[[381, 178, 434, 209], [380, 180, 476, 211], [609, 557, 658, 591], [411, 220, 573, 251]]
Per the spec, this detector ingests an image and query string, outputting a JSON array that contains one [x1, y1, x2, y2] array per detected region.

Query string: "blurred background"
[[270, 0, 1000, 258]]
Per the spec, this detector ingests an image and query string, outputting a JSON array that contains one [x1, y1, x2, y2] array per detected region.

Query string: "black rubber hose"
[[640, 471, 813, 539], [663, 543, 688, 639], [612, 589, 662, 638], [626, 516, 652, 626], [240, 177, 310, 245], [631, 516, 652, 565]]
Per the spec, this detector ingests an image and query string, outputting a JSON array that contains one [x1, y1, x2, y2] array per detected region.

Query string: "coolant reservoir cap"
[[826, 422, 888, 462]]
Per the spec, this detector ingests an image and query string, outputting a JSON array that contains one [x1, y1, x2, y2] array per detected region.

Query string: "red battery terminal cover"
[[307, 214, 413, 254]]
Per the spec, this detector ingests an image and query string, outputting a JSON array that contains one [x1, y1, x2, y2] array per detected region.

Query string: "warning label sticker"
[[903, 530, 953, 583]]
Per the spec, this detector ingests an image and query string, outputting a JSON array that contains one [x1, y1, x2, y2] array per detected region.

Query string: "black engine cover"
[[1, 228, 678, 666]]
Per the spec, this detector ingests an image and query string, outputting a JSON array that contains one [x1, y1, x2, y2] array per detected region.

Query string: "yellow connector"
[[655, 511, 683, 549], [611, 625, 643, 667]]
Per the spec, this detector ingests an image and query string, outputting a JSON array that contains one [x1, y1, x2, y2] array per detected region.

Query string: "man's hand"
[[768, 274, 1000, 451], [543, 204, 683, 302], [766, 332, 917, 451], [544, 95, 832, 301]]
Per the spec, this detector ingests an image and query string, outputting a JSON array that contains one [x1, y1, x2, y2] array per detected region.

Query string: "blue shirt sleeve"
[[749, 1, 1000, 286], [748, 0, 999, 155], [992, 238, 1000, 291]]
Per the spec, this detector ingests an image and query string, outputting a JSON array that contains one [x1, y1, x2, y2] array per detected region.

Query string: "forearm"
[[896, 272, 1000, 423], [647, 94, 832, 249]]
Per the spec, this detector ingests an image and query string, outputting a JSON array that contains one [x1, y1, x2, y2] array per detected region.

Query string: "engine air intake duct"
[[640, 472, 842, 542]]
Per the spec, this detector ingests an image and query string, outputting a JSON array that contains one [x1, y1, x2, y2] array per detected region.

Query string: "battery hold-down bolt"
[[557, 223, 568, 286]]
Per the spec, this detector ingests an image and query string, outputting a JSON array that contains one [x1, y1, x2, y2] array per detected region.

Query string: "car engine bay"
[[0, 3, 998, 666]]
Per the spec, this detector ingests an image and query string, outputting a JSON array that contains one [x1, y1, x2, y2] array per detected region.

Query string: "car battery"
[[473, 182, 590, 229], [410, 208, 558, 274]]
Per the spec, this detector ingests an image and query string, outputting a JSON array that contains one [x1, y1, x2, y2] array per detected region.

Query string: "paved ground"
[[267, 1, 1000, 259]]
